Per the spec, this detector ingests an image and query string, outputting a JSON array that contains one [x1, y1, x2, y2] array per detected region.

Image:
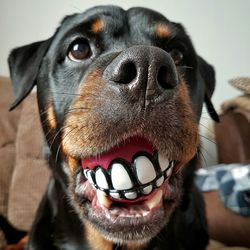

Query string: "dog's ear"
[[197, 56, 219, 122], [8, 38, 52, 110]]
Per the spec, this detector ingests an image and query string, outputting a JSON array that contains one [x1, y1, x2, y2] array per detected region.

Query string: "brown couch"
[[0, 76, 51, 247], [0, 76, 249, 250]]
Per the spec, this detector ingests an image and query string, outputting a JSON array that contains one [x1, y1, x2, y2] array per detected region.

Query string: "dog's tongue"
[[81, 137, 154, 170]]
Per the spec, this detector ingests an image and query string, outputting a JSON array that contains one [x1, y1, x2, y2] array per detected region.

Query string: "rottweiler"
[[8, 5, 218, 250]]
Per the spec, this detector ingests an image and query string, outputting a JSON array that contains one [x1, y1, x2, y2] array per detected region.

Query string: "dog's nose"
[[103, 45, 178, 105]]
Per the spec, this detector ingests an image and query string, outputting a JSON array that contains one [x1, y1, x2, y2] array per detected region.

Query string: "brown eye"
[[169, 49, 183, 65], [68, 38, 91, 62]]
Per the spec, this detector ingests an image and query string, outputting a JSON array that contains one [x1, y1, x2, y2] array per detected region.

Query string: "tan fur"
[[84, 223, 147, 250], [47, 103, 57, 129], [67, 155, 78, 172], [91, 18, 105, 33], [4, 235, 29, 250], [175, 81, 199, 163], [62, 68, 105, 157], [84, 223, 112, 250], [155, 23, 172, 39], [62, 73, 198, 166]]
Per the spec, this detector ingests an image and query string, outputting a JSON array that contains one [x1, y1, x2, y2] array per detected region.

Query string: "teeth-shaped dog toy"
[[83, 152, 174, 201], [111, 163, 134, 190]]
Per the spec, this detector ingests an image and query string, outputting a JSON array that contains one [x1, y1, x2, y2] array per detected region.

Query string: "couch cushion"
[[7, 93, 51, 230], [0, 77, 21, 217]]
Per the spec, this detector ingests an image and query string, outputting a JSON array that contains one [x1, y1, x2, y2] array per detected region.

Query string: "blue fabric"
[[195, 164, 250, 216]]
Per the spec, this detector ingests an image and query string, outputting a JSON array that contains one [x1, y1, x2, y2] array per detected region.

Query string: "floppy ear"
[[8, 39, 52, 110], [197, 56, 219, 122]]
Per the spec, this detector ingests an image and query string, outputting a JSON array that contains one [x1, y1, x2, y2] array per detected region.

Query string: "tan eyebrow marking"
[[91, 18, 105, 33], [155, 23, 172, 38]]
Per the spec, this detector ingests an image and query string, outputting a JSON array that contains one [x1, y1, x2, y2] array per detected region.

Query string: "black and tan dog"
[[8, 5, 218, 250]]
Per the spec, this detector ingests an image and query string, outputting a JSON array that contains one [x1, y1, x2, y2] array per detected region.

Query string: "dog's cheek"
[[175, 81, 199, 162], [144, 81, 199, 164], [61, 69, 107, 158]]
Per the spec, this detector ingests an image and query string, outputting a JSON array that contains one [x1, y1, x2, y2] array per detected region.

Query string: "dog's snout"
[[110, 60, 137, 85], [103, 46, 178, 104]]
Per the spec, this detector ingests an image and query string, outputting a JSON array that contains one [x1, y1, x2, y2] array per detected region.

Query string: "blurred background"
[[1, 0, 250, 165]]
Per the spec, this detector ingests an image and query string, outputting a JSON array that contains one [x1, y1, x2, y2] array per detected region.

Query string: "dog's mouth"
[[73, 136, 183, 242], [81, 136, 177, 202]]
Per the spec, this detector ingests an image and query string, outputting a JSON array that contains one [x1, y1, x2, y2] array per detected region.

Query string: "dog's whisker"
[[199, 116, 213, 121], [55, 127, 77, 164], [199, 134, 216, 145], [177, 65, 194, 70], [198, 149, 208, 167], [199, 123, 215, 137], [199, 144, 217, 166], [49, 91, 84, 97], [48, 125, 69, 151], [66, 107, 92, 113], [41, 116, 57, 126]]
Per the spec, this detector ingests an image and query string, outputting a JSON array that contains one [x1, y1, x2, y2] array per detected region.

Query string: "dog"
[[8, 5, 218, 250]]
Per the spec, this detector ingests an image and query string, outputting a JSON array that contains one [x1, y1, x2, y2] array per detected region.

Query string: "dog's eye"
[[169, 49, 183, 65], [68, 38, 91, 61]]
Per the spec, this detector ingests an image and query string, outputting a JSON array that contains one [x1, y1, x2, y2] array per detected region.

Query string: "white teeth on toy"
[[158, 153, 170, 172], [134, 156, 156, 184], [86, 170, 95, 185], [109, 192, 121, 200], [83, 169, 89, 179], [95, 168, 109, 189], [144, 190, 163, 210], [96, 189, 112, 208], [83, 152, 175, 201], [156, 176, 164, 187], [124, 191, 137, 200], [111, 163, 133, 190], [142, 185, 153, 195]]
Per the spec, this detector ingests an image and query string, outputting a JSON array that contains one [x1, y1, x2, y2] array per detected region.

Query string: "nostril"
[[157, 66, 177, 89], [114, 61, 137, 84]]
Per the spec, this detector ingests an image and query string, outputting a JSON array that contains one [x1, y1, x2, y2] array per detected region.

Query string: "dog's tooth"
[[158, 153, 169, 172], [156, 176, 164, 187], [134, 156, 156, 184], [86, 170, 95, 185], [111, 163, 133, 190], [142, 185, 153, 195], [124, 191, 137, 200], [144, 190, 163, 210], [96, 189, 112, 208], [95, 168, 109, 189], [109, 192, 121, 200], [83, 169, 89, 179], [142, 211, 150, 217]]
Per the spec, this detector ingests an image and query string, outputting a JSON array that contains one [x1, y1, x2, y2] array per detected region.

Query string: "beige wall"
[[1, 0, 250, 107]]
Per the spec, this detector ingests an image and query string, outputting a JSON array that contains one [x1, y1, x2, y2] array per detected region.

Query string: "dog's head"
[[8, 5, 217, 246]]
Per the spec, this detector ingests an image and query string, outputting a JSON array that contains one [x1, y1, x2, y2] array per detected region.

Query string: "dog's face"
[[8, 5, 216, 246]]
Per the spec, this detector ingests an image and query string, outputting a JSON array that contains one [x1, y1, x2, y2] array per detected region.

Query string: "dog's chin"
[[69, 136, 184, 244]]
